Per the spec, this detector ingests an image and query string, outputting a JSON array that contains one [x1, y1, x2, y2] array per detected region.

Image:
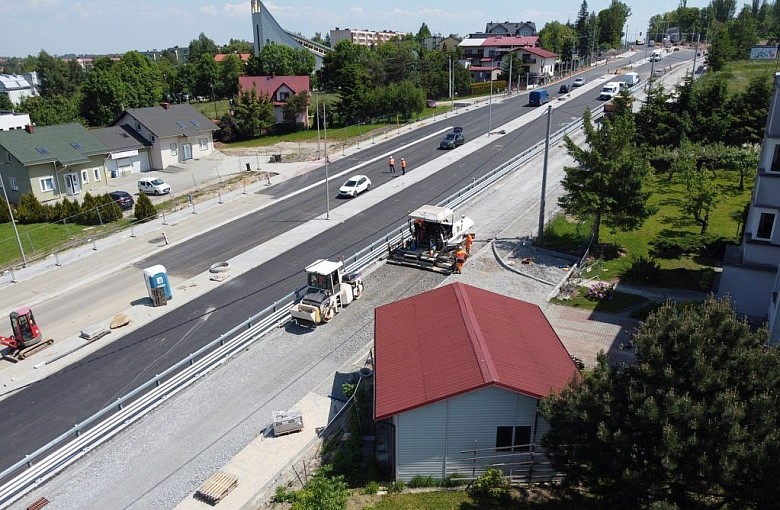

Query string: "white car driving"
[[573, 77, 586, 87], [338, 175, 371, 198]]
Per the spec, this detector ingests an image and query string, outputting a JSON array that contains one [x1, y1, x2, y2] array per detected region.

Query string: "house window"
[[495, 426, 532, 452], [170, 143, 177, 156], [81, 169, 89, 183], [4, 152, 10, 163], [93, 168, 101, 182], [279, 92, 289, 101], [199, 138, 208, 150], [9, 176, 18, 191], [756, 211, 776, 241], [151, 135, 155, 142], [772, 145, 780, 172], [39, 177, 55, 192], [135, 122, 142, 131]]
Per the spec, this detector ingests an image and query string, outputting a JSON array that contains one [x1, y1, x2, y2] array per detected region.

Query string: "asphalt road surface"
[[0, 50, 697, 477]]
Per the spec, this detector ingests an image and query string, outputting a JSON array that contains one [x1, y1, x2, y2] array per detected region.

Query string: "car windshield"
[[151, 179, 165, 185], [344, 179, 358, 187], [445, 134, 456, 140]]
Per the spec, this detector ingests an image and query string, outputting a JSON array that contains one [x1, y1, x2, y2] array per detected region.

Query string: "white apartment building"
[[329, 27, 407, 47]]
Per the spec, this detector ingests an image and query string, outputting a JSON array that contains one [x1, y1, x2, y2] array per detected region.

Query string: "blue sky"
[[1, 0, 710, 58]]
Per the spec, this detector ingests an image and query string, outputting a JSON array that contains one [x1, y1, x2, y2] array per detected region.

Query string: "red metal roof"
[[374, 282, 580, 420], [522, 46, 558, 59], [483, 36, 539, 47], [238, 75, 310, 97], [214, 53, 251, 62]]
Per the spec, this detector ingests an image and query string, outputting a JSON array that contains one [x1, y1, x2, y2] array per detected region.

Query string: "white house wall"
[[395, 386, 542, 482], [718, 263, 775, 317]]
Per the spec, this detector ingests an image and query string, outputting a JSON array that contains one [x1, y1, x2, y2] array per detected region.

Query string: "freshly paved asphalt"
[[0, 49, 698, 476]]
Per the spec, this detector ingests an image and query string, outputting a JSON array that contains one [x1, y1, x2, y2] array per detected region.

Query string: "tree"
[[575, 1, 591, 58], [597, 0, 631, 48], [134, 193, 157, 222], [539, 21, 578, 56], [282, 91, 309, 126], [708, 22, 734, 71], [115, 51, 164, 108], [541, 296, 780, 510], [36, 51, 79, 98], [80, 60, 127, 126], [188, 33, 219, 62], [711, 0, 737, 22], [249, 44, 315, 77], [18, 94, 82, 126], [730, 6, 759, 59], [0, 93, 13, 111], [221, 38, 253, 54], [558, 108, 654, 246], [727, 74, 771, 147], [219, 54, 245, 99], [677, 144, 720, 234], [415, 22, 432, 45], [229, 87, 275, 140]]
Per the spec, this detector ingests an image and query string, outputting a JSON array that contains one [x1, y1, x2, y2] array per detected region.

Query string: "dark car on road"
[[109, 190, 135, 211], [439, 127, 465, 149], [559, 84, 569, 94]]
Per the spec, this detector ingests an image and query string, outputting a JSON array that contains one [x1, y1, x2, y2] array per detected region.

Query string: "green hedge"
[[470, 80, 507, 96]]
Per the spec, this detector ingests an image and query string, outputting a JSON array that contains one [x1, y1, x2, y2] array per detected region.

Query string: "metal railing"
[[0, 106, 596, 509]]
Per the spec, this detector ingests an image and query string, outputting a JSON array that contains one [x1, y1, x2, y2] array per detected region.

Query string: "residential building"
[[485, 21, 537, 37], [374, 282, 580, 482], [238, 76, 310, 126], [250, 0, 328, 69], [0, 72, 39, 105], [329, 27, 407, 47], [0, 123, 110, 203], [719, 72, 780, 344], [422, 35, 461, 52], [0, 111, 31, 131], [141, 47, 189, 63], [90, 125, 151, 177], [111, 103, 217, 171], [459, 35, 555, 85]]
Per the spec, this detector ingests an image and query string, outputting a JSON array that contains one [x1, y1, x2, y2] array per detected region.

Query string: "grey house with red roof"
[[374, 282, 579, 482]]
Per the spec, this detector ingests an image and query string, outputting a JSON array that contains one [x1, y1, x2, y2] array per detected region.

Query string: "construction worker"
[[465, 233, 474, 254], [388, 155, 395, 174], [400, 157, 407, 175], [454, 247, 468, 274]]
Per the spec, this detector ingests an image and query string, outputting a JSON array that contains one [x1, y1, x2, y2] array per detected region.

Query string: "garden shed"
[[374, 282, 580, 482]]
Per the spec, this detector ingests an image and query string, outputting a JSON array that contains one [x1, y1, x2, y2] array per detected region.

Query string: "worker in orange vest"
[[454, 248, 468, 274], [465, 233, 474, 254], [388, 155, 395, 174], [401, 157, 407, 175]]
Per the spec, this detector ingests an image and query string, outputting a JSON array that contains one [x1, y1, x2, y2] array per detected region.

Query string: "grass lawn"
[[551, 286, 650, 314], [704, 59, 777, 96], [348, 488, 594, 510], [540, 167, 753, 291]]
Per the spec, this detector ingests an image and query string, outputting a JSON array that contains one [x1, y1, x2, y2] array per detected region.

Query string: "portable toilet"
[[143, 265, 172, 306]]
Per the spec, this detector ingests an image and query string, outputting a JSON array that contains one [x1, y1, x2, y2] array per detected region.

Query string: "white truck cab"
[[599, 82, 621, 101]]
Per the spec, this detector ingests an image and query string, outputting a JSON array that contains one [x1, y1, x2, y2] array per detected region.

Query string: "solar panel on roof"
[[176, 121, 186, 128], [35, 147, 49, 154], [190, 120, 199, 126], [70, 142, 83, 149]]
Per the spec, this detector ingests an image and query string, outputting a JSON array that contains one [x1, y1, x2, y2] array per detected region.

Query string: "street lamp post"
[[323, 102, 330, 220], [0, 163, 27, 267]]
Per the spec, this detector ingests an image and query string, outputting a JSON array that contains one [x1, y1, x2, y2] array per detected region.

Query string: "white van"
[[598, 82, 621, 100], [138, 177, 171, 195]]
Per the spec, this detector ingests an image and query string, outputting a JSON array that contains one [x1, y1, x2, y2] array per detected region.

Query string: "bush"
[[470, 80, 507, 96], [468, 468, 510, 500], [623, 255, 661, 283], [585, 282, 615, 301], [698, 267, 715, 291], [408, 475, 441, 488], [363, 480, 380, 495], [15, 193, 47, 224], [0, 195, 11, 224], [272, 484, 297, 503], [291, 467, 349, 510], [387, 480, 405, 494], [134, 193, 158, 222], [650, 233, 703, 258], [445, 472, 468, 487]]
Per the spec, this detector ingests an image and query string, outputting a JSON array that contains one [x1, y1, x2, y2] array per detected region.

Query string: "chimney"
[[25, 124, 35, 134], [160, 102, 171, 110]]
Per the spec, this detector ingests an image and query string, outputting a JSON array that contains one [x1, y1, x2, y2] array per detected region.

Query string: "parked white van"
[[138, 177, 171, 195], [598, 82, 621, 100]]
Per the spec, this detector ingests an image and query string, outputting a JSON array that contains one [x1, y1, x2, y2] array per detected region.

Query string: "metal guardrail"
[[0, 107, 596, 509]]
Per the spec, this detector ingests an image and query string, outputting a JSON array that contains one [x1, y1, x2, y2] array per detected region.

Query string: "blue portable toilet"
[[143, 265, 172, 305]]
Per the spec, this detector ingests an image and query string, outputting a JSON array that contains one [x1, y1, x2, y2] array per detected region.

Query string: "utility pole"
[[538, 105, 552, 242], [315, 92, 321, 158], [323, 102, 330, 220], [488, 77, 493, 135], [449, 55, 453, 107], [508, 50, 513, 95]]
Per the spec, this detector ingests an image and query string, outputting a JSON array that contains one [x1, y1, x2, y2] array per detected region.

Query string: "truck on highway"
[[387, 205, 475, 274], [598, 82, 621, 101], [618, 71, 640, 87]]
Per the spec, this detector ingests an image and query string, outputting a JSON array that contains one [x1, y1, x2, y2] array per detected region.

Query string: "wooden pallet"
[[27, 497, 49, 510], [195, 471, 238, 505]]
